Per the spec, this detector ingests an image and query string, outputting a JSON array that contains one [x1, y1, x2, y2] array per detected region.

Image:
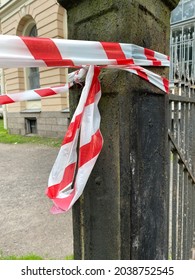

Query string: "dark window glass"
[[28, 25, 40, 90]]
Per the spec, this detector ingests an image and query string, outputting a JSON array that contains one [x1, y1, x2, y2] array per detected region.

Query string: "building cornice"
[[0, 0, 34, 22], [57, 0, 180, 11], [0, 0, 13, 9]]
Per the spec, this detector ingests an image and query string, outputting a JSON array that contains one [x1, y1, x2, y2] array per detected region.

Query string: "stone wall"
[[7, 111, 69, 138]]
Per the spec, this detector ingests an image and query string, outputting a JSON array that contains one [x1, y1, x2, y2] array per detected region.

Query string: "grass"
[[0, 251, 74, 260], [0, 119, 62, 147], [64, 255, 74, 260], [0, 252, 44, 260]]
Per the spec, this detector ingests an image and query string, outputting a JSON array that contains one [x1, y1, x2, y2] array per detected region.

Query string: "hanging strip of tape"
[[0, 35, 170, 213]]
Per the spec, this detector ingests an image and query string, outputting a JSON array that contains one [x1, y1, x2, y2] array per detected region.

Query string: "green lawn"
[[0, 119, 62, 147], [0, 251, 74, 260], [0, 253, 44, 260]]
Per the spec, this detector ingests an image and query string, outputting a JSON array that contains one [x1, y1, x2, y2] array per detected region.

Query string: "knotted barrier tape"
[[0, 35, 170, 213]]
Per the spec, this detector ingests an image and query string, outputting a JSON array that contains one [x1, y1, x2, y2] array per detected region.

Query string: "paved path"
[[0, 143, 73, 259]]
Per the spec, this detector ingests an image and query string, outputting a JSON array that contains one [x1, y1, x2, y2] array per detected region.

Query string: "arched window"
[[23, 21, 41, 110], [28, 25, 40, 90]]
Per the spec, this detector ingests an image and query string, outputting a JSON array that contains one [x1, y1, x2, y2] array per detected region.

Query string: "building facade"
[[170, 0, 195, 87], [0, 0, 69, 137]]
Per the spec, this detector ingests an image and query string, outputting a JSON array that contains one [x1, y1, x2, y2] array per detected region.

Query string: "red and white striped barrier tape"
[[0, 35, 169, 68], [47, 66, 103, 213], [0, 35, 170, 213], [0, 65, 168, 106], [0, 68, 87, 105], [0, 83, 70, 105]]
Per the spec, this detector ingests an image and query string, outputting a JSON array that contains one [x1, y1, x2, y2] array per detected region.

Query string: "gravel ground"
[[0, 143, 73, 259]]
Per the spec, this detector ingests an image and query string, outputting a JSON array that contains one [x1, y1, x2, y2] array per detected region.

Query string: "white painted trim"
[[1, 0, 34, 22]]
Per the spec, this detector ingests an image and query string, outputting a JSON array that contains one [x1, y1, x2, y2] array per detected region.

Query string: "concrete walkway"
[[0, 143, 73, 259]]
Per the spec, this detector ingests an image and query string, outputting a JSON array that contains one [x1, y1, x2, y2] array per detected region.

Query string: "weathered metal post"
[[58, 0, 179, 259]]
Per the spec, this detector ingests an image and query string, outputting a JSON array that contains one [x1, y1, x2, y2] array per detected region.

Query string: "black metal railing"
[[168, 78, 195, 259]]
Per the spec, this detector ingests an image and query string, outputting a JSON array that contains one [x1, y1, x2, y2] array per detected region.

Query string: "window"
[[170, 24, 195, 81], [28, 25, 40, 90], [171, 0, 195, 24], [23, 22, 41, 110], [25, 118, 37, 134], [170, 0, 195, 83]]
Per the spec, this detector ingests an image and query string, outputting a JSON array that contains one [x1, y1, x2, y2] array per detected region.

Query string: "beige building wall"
[[0, 0, 69, 137]]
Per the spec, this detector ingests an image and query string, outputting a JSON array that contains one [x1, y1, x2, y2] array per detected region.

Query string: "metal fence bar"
[[172, 99, 179, 259], [193, 186, 195, 259], [169, 94, 195, 103], [182, 170, 188, 259], [168, 98, 174, 259], [178, 164, 184, 259], [179, 96, 185, 260], [185, 81, 191, 260], [188, 85, 194, 259], [189, 180, 193, 258], [168, 150, 174, 259], [171, 152, 178, 259]]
